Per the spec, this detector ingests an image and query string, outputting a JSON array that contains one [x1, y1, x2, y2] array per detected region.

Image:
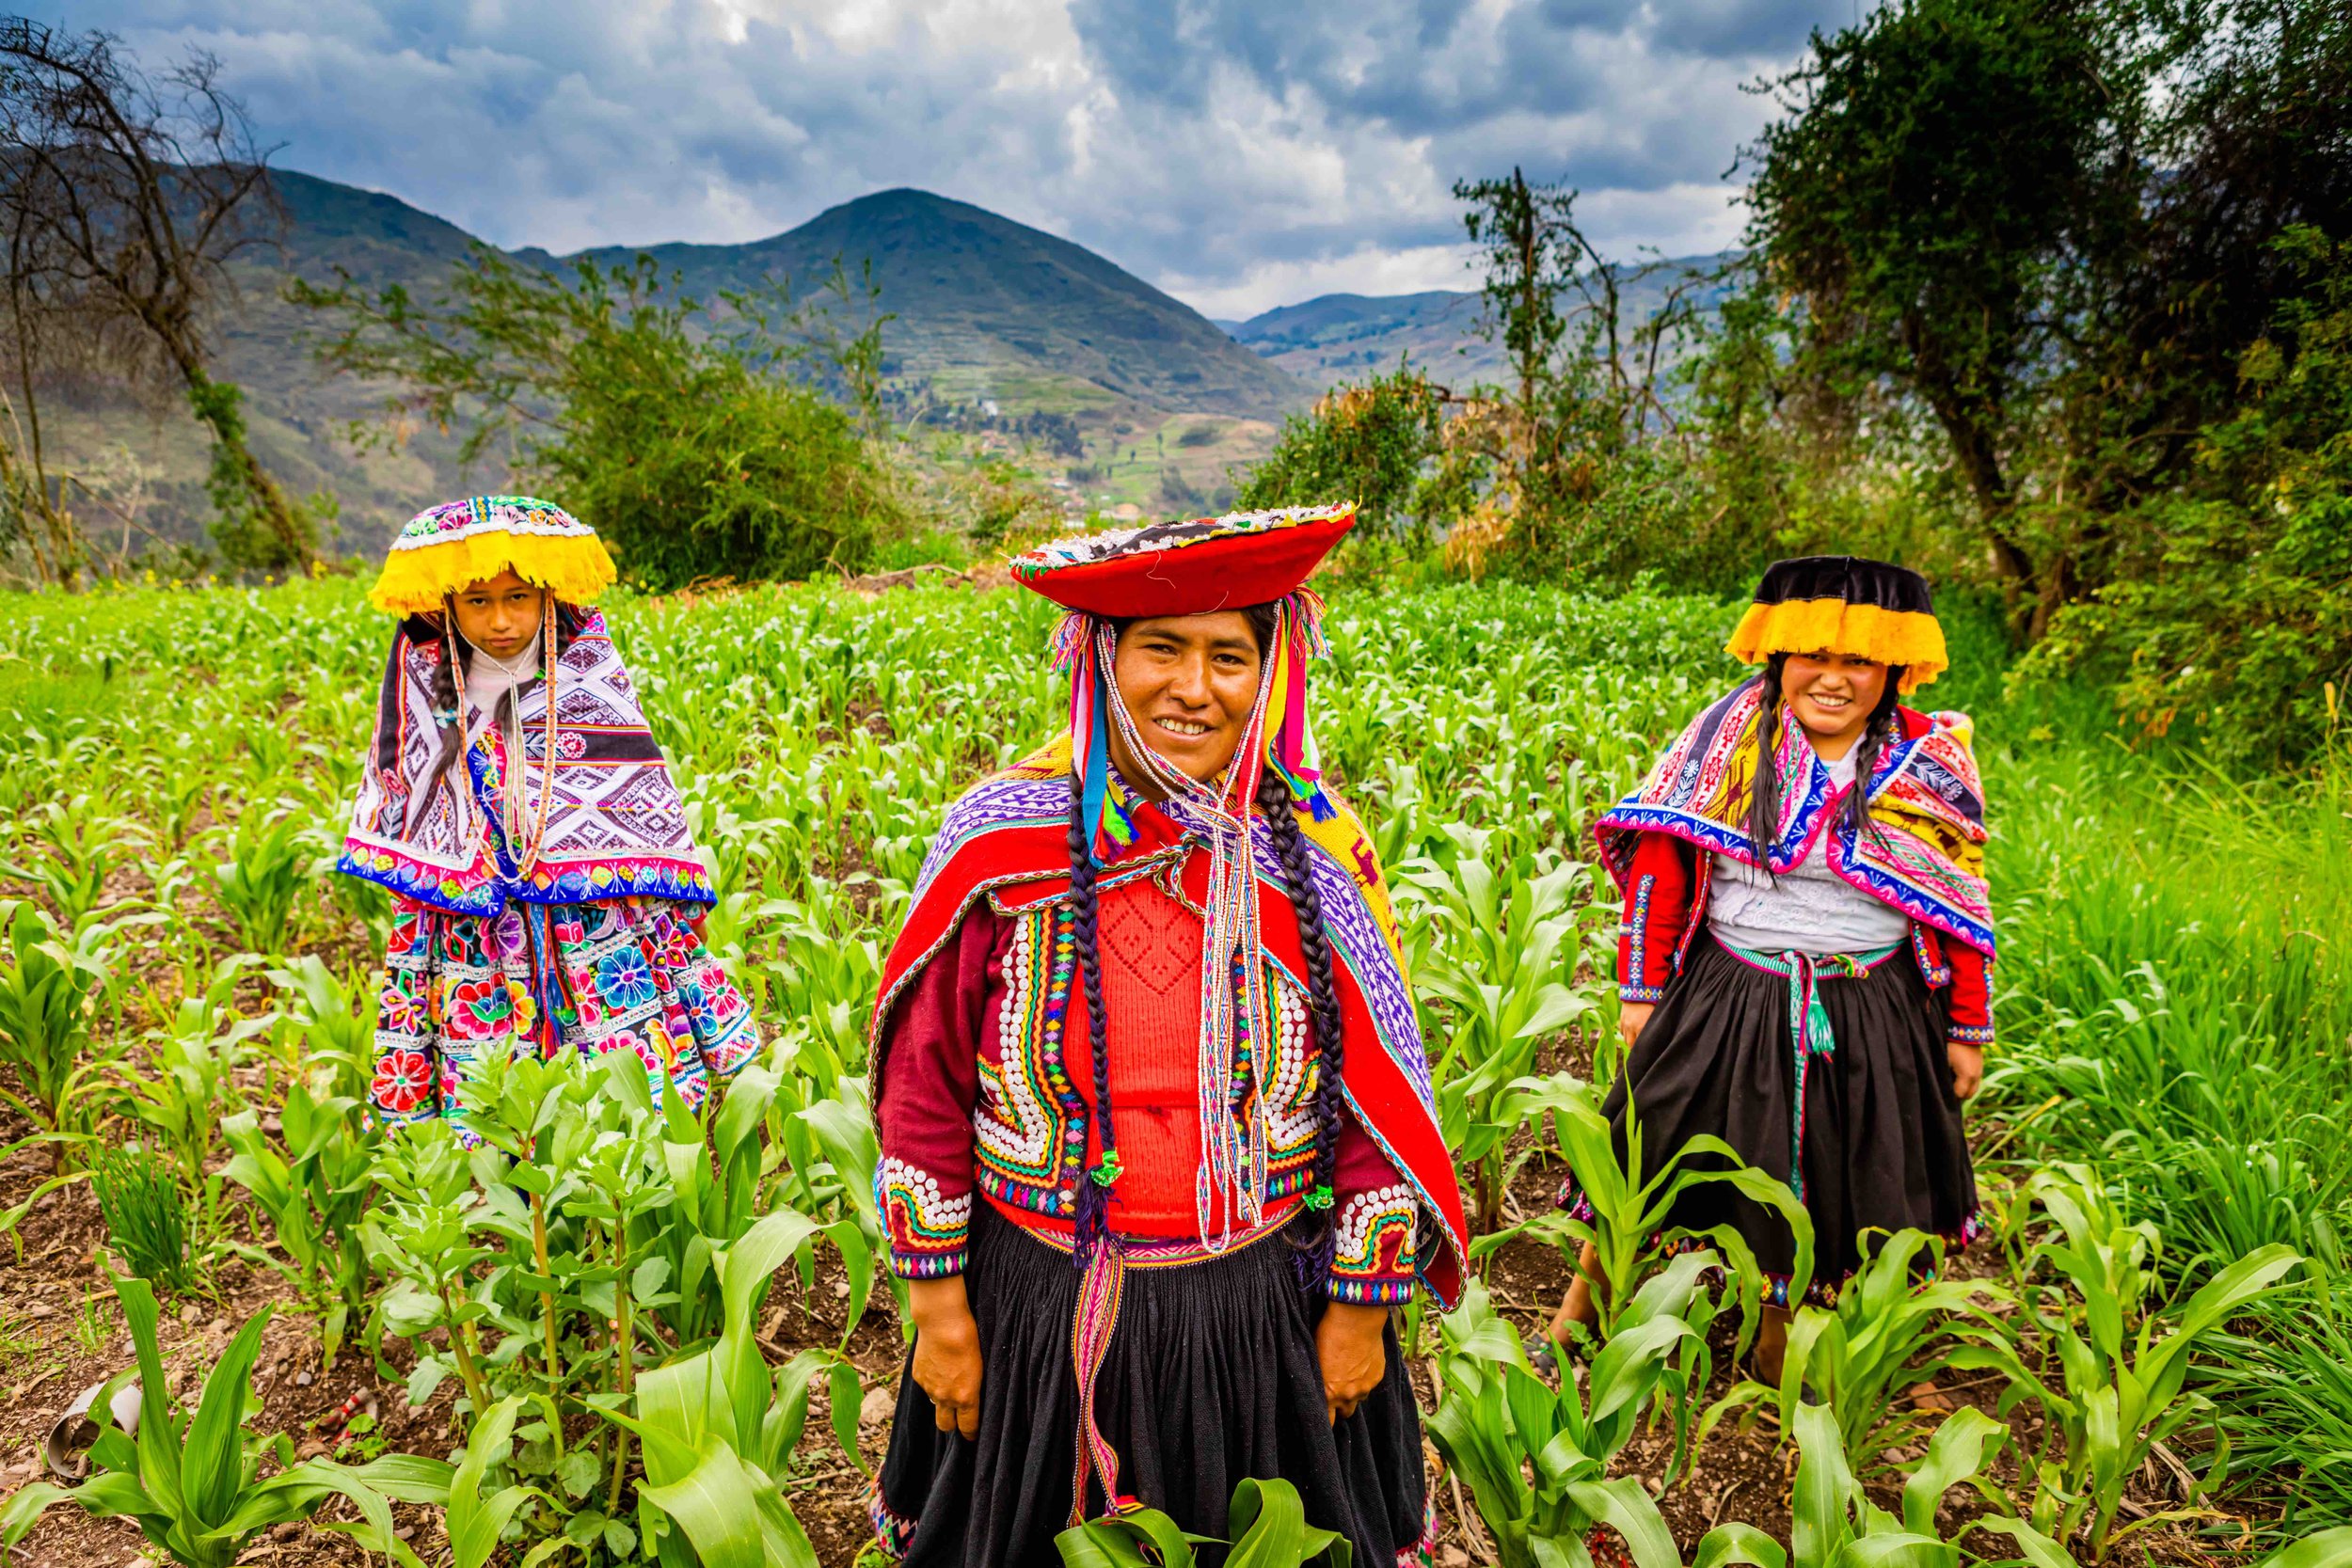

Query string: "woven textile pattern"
[[367, 896, 759, 1142], [1596, 679, 1994, 956], [340, 610, 714, 915]]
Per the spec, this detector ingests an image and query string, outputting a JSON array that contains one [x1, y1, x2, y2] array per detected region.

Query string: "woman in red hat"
[[1552, 556, 1993, 1385], [865, 505, 1468, 1566]]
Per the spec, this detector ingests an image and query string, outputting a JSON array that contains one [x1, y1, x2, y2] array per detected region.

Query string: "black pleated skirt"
[[871, 1205, 1428, 1567], [1596, 929, 1979, 1303]]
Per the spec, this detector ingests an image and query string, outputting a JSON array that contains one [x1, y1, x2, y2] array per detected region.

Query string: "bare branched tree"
[[0, 20, 313, 570]]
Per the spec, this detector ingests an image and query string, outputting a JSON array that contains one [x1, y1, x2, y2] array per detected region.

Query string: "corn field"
[[0, 575, 2347, 1568]]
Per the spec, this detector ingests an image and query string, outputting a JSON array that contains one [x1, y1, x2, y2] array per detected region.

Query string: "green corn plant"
[[1725, 1399, 2070, 1568], [220, 1084, 376, 1366], [596, 1207, 866, 1568], [440, 1395, 559, 1568], [90, 1143, 197, 1294], [0, 900, 121, 1172], [1495, 1072, 1811, 1347], [600, 1048, 879, 1352], [0, 1277, 452, 1568], [0, 793, 145, 927], [1947, 1168, 2304, 1561], [266, 955, 376, 1102], [1426, 1274, 1714, 1568], [1710, 1228, 2013, 1464], [1396, 843, 1602, 1234], [208, 811, 315, 957], [1056, 1477, 1351, 1566], [121, 957, 271, 1227]]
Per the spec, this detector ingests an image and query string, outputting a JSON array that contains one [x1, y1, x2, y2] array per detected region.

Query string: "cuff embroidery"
[[1947, 1022, 1994, 1046], [879, 1156, 972, 1277], [1329, 1185, 1418, 1305]]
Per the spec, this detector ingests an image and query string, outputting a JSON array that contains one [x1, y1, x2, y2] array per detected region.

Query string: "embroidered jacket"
[[1598, 686, 1994, 1047], [876, 871, 1420, 1302], [868, 741, 1470, 1310]]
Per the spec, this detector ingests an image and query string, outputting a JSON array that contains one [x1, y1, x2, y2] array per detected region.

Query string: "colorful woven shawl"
[[1594, 678, 1994, 956], [870, 736, 1470, 1308], [338, 609, 715, 916]]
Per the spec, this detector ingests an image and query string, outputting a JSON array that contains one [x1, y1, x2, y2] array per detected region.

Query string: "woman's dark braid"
[[1067, 772, 1120, 1266], [1845, 667, 1907, 840], [406, 613, 470, 835], [1258, 768, 1348, 1291], [1744, 657, 1786, 860]]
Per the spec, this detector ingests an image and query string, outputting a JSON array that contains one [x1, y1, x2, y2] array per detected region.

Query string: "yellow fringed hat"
[[368, 495, 617, 616], [1725, 555, 1948, 692]]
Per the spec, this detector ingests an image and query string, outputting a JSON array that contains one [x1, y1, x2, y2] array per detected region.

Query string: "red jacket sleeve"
[[873, 906, 1001, 1278], [1945, 942, 1994, 1046], [1615, 833, 1697, 1003], [1327, 1112, 1419, 1304]]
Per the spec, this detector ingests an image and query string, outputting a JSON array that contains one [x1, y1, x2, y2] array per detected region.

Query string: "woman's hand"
[[1947, 1041, 1984, 1101], [907, 1276, 983, 1438], [1316, 1301, 1391, 1423], [1618, 1001, 1657, 1053]]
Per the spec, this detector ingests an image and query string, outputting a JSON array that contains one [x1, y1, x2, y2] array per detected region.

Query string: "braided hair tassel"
[[1067, 777, 1122, 1267], [1258, 769, 1349, 1294]]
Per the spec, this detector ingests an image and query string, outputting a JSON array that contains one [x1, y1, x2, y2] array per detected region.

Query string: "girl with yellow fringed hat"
[[337, 497, 759, 1138], [1549, 556, 1994, 1389]]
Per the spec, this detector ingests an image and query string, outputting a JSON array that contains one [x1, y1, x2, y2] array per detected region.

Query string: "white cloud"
[[69, 0, 1835, 311]]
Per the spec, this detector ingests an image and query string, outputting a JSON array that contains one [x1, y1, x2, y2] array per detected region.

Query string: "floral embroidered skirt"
[[367, 895, 760, 1138]]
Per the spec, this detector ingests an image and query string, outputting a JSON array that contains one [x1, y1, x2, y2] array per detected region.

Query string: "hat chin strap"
[[1087, 619, 1279, 1253]]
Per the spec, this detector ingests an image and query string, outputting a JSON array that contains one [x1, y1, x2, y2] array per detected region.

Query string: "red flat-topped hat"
[[1009, 502, 1355, 618]]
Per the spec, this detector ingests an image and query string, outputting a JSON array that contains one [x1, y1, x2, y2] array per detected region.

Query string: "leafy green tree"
[[294, 249, 902, 590], [1234, 361, 1458, 541], [1743, 0, 2151, 629], [2022, 229, 2352, 766], [1446, 171, 1711, 581], [1746, 0, 2352, 640]]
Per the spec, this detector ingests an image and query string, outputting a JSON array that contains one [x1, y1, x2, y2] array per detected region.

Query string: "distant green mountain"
[[1224, 259, 1739, 393], [39, 170, 1309, 552], [1227, 291, 1506, 390], [581, 188, 1308, 421]]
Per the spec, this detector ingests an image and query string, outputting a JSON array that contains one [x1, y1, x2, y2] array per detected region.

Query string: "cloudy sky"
[[68, 0, 1858, 319]]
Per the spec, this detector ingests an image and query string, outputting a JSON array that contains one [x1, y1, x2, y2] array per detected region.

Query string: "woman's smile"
[[1106, 610, 1266, 787]]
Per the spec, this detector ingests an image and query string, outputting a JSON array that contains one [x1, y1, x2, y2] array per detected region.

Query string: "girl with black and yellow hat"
[[1554, 557, 1994, 1382]]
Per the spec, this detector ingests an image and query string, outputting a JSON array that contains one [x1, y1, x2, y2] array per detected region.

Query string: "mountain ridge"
[[40, 169, 1312, 547]]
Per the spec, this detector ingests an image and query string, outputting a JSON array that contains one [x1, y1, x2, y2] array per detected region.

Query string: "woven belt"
[[1724, 942, 1899, 1200]]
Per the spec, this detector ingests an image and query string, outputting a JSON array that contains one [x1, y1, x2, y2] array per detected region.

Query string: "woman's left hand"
[[1947, 1041, 1984, 1100], [1316, 1301, 1391, 1423]]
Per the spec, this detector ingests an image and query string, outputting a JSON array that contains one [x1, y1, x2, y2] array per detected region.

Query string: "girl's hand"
[[1618, 1002, 1657, 1052], [907, 1276, 983, 1438], [1316, 1301, 1390, 1423], [1947, 1041, 1984, 1101]]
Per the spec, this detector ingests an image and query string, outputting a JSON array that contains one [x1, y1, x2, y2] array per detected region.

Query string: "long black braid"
[[1060, 601, 1351, 1284], [1255, 766, 1351, 1293], [1744, 652, 1908, 862], [1067, 768, 1120, 1265]]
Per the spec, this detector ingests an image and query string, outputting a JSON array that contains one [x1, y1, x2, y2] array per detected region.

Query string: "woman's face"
[[1108, 611, 1264, 785], [451, 570, 546, 660], [1781, 651, 1888, 751]]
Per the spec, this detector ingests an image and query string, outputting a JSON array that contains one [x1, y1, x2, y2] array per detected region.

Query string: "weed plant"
[[89, 1144, 195, 1295]]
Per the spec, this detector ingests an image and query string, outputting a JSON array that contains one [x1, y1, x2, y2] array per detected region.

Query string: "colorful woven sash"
[[1723, 942, 1900, 1200], [1025, 1210, 1297, 1525]]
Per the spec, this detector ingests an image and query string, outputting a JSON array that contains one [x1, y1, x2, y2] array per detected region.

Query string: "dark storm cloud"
[[51, 0, 1849, 315]]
